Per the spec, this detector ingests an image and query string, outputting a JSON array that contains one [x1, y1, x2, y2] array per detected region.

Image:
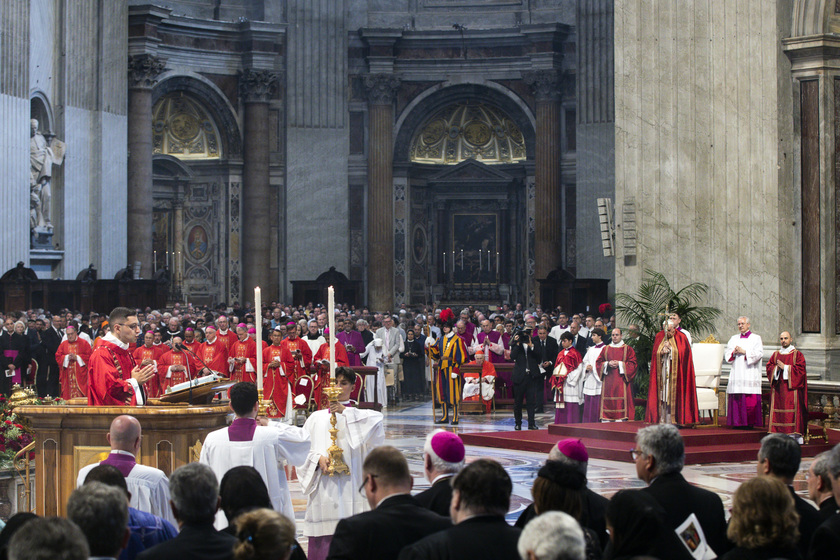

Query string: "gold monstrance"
[[325, 286, 350, 476]]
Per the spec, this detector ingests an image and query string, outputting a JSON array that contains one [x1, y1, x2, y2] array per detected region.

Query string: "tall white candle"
[[328, 286, 336, 379], [479, 250, 482, 269], [460, 250, 464, 270], [496, 252, 499, 276], [254, 287, 262, 392], [443, 252, 446, 274]]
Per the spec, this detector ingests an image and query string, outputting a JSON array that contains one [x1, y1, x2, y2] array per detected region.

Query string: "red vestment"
[[279, 336, 312, 384], [56, 338, 92, 400], [88, 340, 140, 406], [215, 329, 236, 352], [158, 350, 199, 393], [646, 330, 699, 425], [133, 344, 162, 398], [552, 348, 583, 405], [229, 337, 257, 383], [596, 343, 637, 420], [312, 341, 349, 409], [263, 344, 288, 418], [182, 340, 200, 355], [766, 348, 808, 435], [463, 359, 496, 412], [197, 339, 229, 376]]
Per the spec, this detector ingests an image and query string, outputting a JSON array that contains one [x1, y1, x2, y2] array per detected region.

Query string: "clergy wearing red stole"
[[463, 350, 496, 413], [133, 331, 163, 398], [248, 326, 269, 350], [552, 331, 584, 424], [336, 319, 364, 367], [279, 322, 312, 384], [181, 327, 200, 354], [476, 319, 506, 364], [197, 325, 229, 376], [425, 309, 468, 425], [158, 336, 201, 393], [87, 307, 156, 406], [214, 315, 236, 352], [766, 331, 808, 436], [646, 321, 699, 426], [229, 324, 257, 383], [596, 328, 638, 421], [312, 328, 349, 409], [263, 327, 289, 418], [55, 326, 92, 400]]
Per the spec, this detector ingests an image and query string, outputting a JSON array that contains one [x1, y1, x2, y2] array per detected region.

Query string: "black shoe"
[[451, 420, 459, 426], [535, 408, 544, 414], [434, 419, 448, 424], [514, 424, 521, 431], [528, 424, 539, 430]]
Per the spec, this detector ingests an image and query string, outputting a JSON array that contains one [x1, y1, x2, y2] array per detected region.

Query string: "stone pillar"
[[173, 185, 185, 297], [365, 74, 401, 311], [239, 69, 278, 303], [127, 54, 165, 279], [525, 70, 562, 298]]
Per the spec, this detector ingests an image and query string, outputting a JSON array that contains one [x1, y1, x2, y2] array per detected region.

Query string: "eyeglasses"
[[358, 474, 378, 495], [629, 448, 645, 461], [114, 322, 141, 331]]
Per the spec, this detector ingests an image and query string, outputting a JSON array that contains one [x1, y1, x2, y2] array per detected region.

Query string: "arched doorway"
[[394, 85, 537, 307]]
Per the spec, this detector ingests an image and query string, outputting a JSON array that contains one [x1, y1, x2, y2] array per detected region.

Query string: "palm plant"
[[614, 270, 722, 419]]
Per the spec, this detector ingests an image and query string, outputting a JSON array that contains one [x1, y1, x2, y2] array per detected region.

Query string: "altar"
[[15, 403, 230, 516]]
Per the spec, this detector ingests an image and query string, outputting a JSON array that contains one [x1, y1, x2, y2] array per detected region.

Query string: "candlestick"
[[328, 286, 336, 380], [153, 250, 157, 274], [460, 250, 464, 270], [488, 250, 490, 271], [255, 287, 263, 389], [479, 250, 482, 270], [496, 252, 499, 274], [443, 252, 446, 274]]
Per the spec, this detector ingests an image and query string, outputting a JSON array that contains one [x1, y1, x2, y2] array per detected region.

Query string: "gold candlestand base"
[[256, 388, 276, 418], [323, 381, 350, 476]]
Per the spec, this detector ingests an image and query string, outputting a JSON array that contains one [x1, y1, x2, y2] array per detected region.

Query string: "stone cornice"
[[128, 54, 166, 89]]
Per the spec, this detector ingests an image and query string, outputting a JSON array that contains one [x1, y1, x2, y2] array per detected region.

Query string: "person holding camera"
[[511, 326, 541, 431]]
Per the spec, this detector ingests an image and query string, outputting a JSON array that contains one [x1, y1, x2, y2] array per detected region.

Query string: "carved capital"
[[239, 69, 279, 103], [523, 69, 560, 102], [128, 54, 166, 89], [364, 74, 401, 105]]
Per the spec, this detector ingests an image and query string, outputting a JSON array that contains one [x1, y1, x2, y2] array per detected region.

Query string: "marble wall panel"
[[614, 0, 793, 340], [98, 112, 128, 278], [0, 94, 31, 271], [29, 0, 55, 103], [62, 107, 92, 276]]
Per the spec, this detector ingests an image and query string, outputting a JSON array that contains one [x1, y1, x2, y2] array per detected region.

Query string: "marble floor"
[[287, 399, 818, 546]]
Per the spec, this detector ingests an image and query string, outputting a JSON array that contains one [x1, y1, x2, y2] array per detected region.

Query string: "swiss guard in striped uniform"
[[426, 308, 467, 425]]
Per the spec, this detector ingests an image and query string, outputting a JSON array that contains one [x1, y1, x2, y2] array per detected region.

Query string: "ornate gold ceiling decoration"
[[153, 92, 222, 160], [409, 103, 526, 165]]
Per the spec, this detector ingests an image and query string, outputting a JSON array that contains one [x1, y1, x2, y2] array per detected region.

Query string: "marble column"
[[365, 74, 401, 311], [240, 69, 278, 303], [173, 185, 185, 297], [525, 70, 562, 296], [127, 54, 165, 279]]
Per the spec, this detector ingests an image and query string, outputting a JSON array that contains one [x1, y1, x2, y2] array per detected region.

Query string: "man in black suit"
[[67, 481, 130, 559], [511, 326, 541, 431], [635, 424, 732, 558], [534, 325, 558, 413], [327, 446, 450, 560], [569, 321, 588, 356], [808, 451, 838, 523], [809, 443, 840, 560], [758, 433, 822, 558], [137, 463, 236, 560], [36, 317, 61, 397], [415, 430, 465, 516], [398, 459, 521, 560]]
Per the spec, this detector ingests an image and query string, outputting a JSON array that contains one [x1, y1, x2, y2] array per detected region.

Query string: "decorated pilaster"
[[365, 73, 401, 311], [127, 54, 165, 279], [524, 69, 562, 301], [239, 69, 279, 304]]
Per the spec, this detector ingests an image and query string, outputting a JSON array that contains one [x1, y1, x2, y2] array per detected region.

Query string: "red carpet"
[[459, 421, 837, 464]]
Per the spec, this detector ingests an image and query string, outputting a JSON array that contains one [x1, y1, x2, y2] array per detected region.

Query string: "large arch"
[[791, 0, 834, 37]]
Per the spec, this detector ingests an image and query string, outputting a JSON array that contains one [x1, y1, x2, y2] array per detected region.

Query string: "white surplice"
[[199, 421, 311, 528], [582, 343, 606, 396], [724, 332, 763, 395], [299, 406, 384, 538]]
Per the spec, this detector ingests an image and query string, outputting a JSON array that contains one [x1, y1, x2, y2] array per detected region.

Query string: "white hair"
[[423, 429, 464, 474], [517, 511, 585, 560], [738, 316, 750, 324]]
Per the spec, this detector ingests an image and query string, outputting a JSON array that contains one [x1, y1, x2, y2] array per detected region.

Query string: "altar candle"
[[479, 250, 482, 269], [255, 287, 262, 392], [328, 286, 336, 379], [488, 250, 491, 271], [443, 252, 446, 274], [496, 252, 499, 273], [460, 250, 464, 270], [153, 251, 157, 274]]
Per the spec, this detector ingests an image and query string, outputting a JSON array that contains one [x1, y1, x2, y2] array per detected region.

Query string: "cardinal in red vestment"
[[56, 326, 92, 400], [158, 337, 200, 393], [645, 323, 699, 426], [766, 331, 808, 436], [263, 328, 289, 418], [133, 330, 166, 398], [229, 324, 257, 383], [197, 326, 229, 376], [595, 328, 638, 421], [279, 323, 312, 384], [312, 329, 349, 409]]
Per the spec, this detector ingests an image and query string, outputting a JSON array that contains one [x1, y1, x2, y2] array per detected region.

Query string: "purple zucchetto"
[[430, 431, 465, 463], [555, 438, 589, 463]]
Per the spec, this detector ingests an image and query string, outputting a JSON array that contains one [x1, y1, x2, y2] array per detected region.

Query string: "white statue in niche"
[[30, 118, 65, 231]]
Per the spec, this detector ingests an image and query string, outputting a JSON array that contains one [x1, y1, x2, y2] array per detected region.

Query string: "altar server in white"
[[581, 328, 607, 423], [299, 366, 384, 560], [76, 415, 176, 526], [724, 316, 764, 428], [359, 337, 387, 408], [199, 381, 310, 528]]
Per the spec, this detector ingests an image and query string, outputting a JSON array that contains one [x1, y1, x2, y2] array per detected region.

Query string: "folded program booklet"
[[675, 513, 716, 560], [165, 373, 222, 394]]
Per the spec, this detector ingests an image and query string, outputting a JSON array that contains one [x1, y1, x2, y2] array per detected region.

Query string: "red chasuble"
[[215, 329, 236, 352], [263, 344, 287, 417], [88, 340, 139, 406], [279, 337, 312, 384], [596, 344, 637, 420], [552, 348, 583, 405], [645, 330, 699, 425], [158, 350, 199, 393], [312, 341, 349, 409], [229, 338, 257, 383], [56, 338, 92, 400], [197, 339, 229, 376], [133, 345, 161, 398], [766, 348, 808, 435]]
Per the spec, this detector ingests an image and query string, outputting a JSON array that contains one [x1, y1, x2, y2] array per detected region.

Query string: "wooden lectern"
[[15, 403, 231, 517]]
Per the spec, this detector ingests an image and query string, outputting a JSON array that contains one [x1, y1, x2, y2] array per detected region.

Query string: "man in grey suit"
[[376, 315, 403, 404]]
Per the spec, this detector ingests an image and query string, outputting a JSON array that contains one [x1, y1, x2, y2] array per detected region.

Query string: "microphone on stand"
[[176, 342, 217, 377], [175, 343, 194, 405]]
